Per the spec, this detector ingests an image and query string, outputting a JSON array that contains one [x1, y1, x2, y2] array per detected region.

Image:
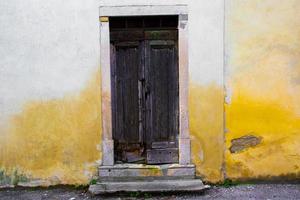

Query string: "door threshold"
[[98, 163, 196, 181], [100, 163, 195, 169]]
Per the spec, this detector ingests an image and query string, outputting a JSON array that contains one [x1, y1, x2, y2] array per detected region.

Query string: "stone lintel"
[[99, 5, 188, 17]]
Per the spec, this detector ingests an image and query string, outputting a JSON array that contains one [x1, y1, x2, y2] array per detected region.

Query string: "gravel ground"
[[0, 184, 299, 200]]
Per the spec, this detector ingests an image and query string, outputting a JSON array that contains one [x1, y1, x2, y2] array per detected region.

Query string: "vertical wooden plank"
[[138, 41, 145, 144], [144, 40, 152, 148], [110, 43, 117, 142], [126, 46, 139, 142], [115, 47, 124, 142], [168, 43, 179, 143], [153, 46, 169, 141]]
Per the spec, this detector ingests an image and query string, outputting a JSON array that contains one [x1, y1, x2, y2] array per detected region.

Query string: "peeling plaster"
[[229, 135, 262, 153]]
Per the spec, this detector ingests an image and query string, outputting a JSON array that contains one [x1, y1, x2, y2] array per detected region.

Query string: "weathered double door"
[[111, 28, 179, 164]]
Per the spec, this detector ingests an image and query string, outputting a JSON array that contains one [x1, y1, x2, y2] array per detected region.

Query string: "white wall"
[[0, 0, 224, 128]]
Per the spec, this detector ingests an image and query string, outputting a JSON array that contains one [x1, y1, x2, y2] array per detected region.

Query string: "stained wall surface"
[[0, 0, 299, 186], [225, 0, 300, 180]]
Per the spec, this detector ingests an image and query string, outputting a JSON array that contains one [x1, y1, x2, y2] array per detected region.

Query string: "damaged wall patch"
[[229, 135, 262, 153]]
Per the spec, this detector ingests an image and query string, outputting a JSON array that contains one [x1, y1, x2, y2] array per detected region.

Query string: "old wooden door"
[[110, 16, 179, 164]]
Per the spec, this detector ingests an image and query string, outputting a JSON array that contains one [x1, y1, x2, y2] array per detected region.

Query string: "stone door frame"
[[99, 4, 191, 166]]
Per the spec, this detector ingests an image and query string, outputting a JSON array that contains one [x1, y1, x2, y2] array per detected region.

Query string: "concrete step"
[[89, 178, 209, 194], [98, 164, 196, 180]]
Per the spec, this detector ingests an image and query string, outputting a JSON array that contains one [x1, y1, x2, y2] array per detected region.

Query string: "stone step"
[[98, 175, 194, 182], [89, 179, 209, 194], [98, 164, 196, 180]]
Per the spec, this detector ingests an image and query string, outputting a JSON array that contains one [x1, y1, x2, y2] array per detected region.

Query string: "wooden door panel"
[[110, 30, 144, 42], [111, 42, 144, 162], [110, 30, 179, 164], [145, 40, 179, 161], [114, 43, 140, 142]]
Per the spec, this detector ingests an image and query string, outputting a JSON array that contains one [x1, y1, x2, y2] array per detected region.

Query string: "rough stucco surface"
[[0, 0, 299, 186], [189, 84, 224, 183], [225, 0, 300, 179], [0, 0, 225, 185], [0, 0, 103, 185], [0, 71, 102, 185]]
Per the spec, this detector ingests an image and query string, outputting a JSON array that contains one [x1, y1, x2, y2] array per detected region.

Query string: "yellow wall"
[[189, 84, 224, 183], [1, 0, 300, 186], [226, 0, 300, 180], [0, 77, 226, 185], [0, 70, 102, 185]]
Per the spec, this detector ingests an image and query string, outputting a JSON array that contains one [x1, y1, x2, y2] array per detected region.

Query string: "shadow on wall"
[[0, 69, 102, 186]]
